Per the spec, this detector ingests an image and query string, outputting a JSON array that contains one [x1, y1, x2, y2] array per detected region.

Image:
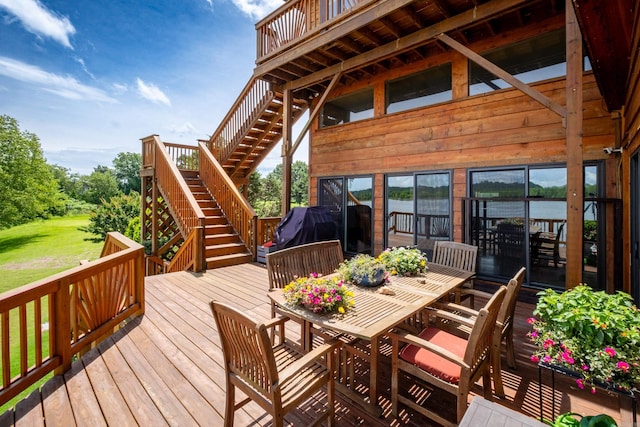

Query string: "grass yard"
[[0, 215, 103, 294], [0, 215, 103, 413]]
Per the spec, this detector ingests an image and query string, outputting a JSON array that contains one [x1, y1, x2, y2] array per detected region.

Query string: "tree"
[[80, 168, 120, 205], [82, 191, 141, 240], [0, 115, 63, 228], [112, 152, 142, 194], [291, 161, 309, 205]]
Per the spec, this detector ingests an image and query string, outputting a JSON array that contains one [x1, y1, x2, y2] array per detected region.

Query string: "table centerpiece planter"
[[337, 254, 388, 287], [377, 246, 429, 276], [282, 273, 355, 314]]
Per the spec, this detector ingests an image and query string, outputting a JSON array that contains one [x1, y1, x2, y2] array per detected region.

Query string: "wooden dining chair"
[[210, 301, 340, 427], [389, 286, 507, 427], [432, 241, 478, 305], [435, 267, 526, 397]]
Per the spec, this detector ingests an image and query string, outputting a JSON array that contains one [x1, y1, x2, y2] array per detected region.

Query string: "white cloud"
[[230, 0, 283, 20], [0, 56, 117, 102], [73, 57, 95, 80], [0, 0, 75, 48], [136, 78, 171, 106], [169, 121, 200, 138]]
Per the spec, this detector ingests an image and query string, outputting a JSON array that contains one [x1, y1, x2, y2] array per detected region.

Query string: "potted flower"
[[545, 412, 617, 426], [528, 285, 640, 394], [337, 254, 388, 287], [283, 273, 355, 314], [377, 246, 428, 276]]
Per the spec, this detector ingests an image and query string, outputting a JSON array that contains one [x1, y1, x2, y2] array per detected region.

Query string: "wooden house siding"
[[309, 74, 614, 255]]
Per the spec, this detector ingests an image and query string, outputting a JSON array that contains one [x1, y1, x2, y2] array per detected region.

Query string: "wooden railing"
[[257, 217, 281, 245], [198, 142, 258, 256], [256, 0, 370, 59], [208, 78, 274, 163], [165, 227, 204, 273], [0, 232, 144, 406], [164, 143, 199, 171], [143, 135, 206, 241]]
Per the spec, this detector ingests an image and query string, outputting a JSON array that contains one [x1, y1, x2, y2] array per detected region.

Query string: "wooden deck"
[[0, 263, 631, 426]]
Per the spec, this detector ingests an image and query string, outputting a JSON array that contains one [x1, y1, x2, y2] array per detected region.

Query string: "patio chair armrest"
[[457, 288, 491, 300], [424, 307, 476, 329], [264, 315, 289, 329], [278, 339, 341, 384], [432, 301, 480, 318], [389, 329, 469, 369]]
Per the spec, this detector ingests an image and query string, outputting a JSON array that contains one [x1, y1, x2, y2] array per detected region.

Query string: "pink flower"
[[527, 317, 536, 324], [582, 364, 590, 371], [561, 352, 575, 364], [617, 361, 630, 372], [530, 355, 540, 363], [543, 355, 552, 363], [543, 339, 554, 349], [576, 378, 584, 389], [605, 347, 617, 357], [591, 387, 596, 394], [530, 331, 538, 339]]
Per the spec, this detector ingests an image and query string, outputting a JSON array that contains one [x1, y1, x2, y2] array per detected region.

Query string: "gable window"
[[386, 63, 452, 114], [469, 29, 566, 96], [320, 88, 374, 128]]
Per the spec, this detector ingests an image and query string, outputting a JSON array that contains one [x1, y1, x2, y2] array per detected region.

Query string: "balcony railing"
[[0, 232, 144, 406], [256, 0, 370, 59]]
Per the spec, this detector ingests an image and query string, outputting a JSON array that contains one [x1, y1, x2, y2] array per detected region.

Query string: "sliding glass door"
[[386, 172, 451, 259]]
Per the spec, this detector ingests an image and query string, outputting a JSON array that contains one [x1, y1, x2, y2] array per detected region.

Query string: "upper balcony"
[[253, 0, 567, 100]]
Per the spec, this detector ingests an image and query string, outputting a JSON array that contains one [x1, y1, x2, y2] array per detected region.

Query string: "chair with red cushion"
[[389, 286, 507, 427]]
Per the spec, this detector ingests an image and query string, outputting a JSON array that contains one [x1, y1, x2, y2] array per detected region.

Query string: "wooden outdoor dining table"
[[268, 262, 475, 413]]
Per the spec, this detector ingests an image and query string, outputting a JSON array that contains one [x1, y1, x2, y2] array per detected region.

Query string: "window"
[[318, 176, 374, 254], [470, 29, 567, 96], [385, 172, 451, 259], [320, 88, 374, 127], [386, 63, 452, 113]]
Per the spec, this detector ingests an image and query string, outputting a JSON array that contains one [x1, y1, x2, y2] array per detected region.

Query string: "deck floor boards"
[[0, 263, 630, 426]]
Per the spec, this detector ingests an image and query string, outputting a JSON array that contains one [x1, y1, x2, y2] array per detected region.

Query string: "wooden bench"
[[266, 240, 344, 344], [266, 239, 344, 291]]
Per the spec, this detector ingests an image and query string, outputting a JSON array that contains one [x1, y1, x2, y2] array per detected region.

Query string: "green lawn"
[[0, 215, 103, 294], [0, 215, 103, 413]]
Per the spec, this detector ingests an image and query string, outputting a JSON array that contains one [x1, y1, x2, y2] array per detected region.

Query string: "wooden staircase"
[[182, 170, 253, 268], [208, 79, 308, 184]]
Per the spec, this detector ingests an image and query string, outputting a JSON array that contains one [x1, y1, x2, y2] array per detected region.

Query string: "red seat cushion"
[[398, 327, 467, 384]]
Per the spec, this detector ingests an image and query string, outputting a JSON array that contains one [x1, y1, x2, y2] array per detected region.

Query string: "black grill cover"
[[274, 206, 338, 250]]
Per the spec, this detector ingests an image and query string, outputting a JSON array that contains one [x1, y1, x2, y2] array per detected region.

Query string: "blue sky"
[[0, 0, 307, 175]]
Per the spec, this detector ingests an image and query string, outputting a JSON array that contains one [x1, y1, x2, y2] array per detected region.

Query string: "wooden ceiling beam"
[[282, 0, 529, 92], [436, 33, 567, 118]]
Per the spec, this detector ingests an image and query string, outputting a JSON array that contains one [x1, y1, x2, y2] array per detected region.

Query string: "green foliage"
[[125, 216, 141, 242], [80, 168, 121, 205], [545, 412, 617, 427], [0, 115, 64, 228], [337, 254, 387, 285], [530, 285, 640, 392], [82, 192, 141, 240], [247, 162, 309, 217], [584, 220, 597, 241], [377, 246, 429, 276], [112, 152, 142, 194]]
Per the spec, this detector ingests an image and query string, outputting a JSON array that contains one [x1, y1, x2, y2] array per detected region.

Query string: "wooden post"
[[281, 88, 293, 215], [53, 279, 72, 375], [565, 2, 583, 288]]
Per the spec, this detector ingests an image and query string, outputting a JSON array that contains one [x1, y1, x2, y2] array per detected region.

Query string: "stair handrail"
[[198, 142, 258, 256], [165, 227, 204, 273], [208, 78, 275, 163], [145, 135, 206, 239]]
